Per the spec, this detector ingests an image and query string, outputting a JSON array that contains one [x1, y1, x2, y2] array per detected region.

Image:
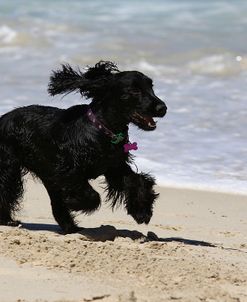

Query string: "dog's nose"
[[155, 103, 167, 116]]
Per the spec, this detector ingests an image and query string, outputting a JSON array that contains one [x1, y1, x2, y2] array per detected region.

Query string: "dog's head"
[[48, 61, 167, 130], [114, 70, 167, 130]]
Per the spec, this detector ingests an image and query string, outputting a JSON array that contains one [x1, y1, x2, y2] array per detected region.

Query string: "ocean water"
[[0, 0, 247, 193]]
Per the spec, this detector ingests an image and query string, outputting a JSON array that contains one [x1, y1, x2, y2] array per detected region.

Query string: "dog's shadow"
[[22, 222, 216, 247]]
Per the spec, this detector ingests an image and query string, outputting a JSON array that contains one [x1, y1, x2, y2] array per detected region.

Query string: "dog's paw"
[[129, 210, 153, 225], [61, 224, 81, 234], [0, 219, 22, 227]]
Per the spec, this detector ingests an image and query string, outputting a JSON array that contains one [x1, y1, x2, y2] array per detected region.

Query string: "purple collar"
[[86, 108, 138, 153], [86, 108, 124, 143]]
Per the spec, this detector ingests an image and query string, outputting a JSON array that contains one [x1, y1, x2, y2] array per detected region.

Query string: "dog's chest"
[[87, 145, 128, 178]]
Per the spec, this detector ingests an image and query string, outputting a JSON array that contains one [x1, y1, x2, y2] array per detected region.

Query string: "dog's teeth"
[[148, 122, 156, 128]]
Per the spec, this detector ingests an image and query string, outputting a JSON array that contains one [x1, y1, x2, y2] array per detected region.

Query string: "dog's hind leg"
[[42, 181, 79, 233], [0, 144, 23, 226]]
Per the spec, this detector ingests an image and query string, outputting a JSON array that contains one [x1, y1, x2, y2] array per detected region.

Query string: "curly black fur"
[[0, 61, 167, 233]]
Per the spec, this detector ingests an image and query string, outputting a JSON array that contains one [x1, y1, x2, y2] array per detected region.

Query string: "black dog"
[[0, 61, 167, 233]]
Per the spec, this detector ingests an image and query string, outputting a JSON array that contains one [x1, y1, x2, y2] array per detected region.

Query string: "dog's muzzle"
[[131, 102, 167, 131], [155, 103, 167, 117]]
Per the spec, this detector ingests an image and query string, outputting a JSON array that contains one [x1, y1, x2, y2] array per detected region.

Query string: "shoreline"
[[157, 180, 247, 197]]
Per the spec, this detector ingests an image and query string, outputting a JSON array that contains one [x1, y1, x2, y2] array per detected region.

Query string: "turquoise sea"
[[0, 0, 247, 193]]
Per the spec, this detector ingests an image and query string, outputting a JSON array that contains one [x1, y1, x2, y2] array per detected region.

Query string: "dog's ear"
[[84, 61, 119, 80], [48, 64, 86, 96], [48, 61, 119, 99]]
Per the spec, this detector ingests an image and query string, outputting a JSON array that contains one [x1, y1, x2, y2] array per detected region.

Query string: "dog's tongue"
[[132, 112, 156, 129], [144, 116, 156, 127]]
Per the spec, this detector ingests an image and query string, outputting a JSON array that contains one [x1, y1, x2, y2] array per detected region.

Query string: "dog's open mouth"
[[131, 112, 157, 130]]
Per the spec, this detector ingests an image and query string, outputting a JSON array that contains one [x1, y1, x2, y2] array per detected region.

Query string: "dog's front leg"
[[104, 164, 159, 224]]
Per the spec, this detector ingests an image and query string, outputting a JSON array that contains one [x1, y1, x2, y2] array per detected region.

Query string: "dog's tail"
[[48, 61, 119, 98]]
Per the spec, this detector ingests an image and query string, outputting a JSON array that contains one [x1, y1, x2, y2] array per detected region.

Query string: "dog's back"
[[0, 105, 62, 142], [0, 105, 62, 168]]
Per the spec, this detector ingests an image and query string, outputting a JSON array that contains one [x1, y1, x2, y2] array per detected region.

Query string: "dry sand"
[[0, 174, 247, 302]]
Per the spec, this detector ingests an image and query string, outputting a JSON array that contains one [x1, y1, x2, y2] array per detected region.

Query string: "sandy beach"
[[0, 174, 246, 302], [1, 1, 247, 301]]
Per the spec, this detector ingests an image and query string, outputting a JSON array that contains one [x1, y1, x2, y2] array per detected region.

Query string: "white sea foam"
[[0, 25, 17, 44], [135, 55, 247, 78], [134, 157, 247, 195], [187, 54, 247, 76], [137, 60, 178, 77]]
